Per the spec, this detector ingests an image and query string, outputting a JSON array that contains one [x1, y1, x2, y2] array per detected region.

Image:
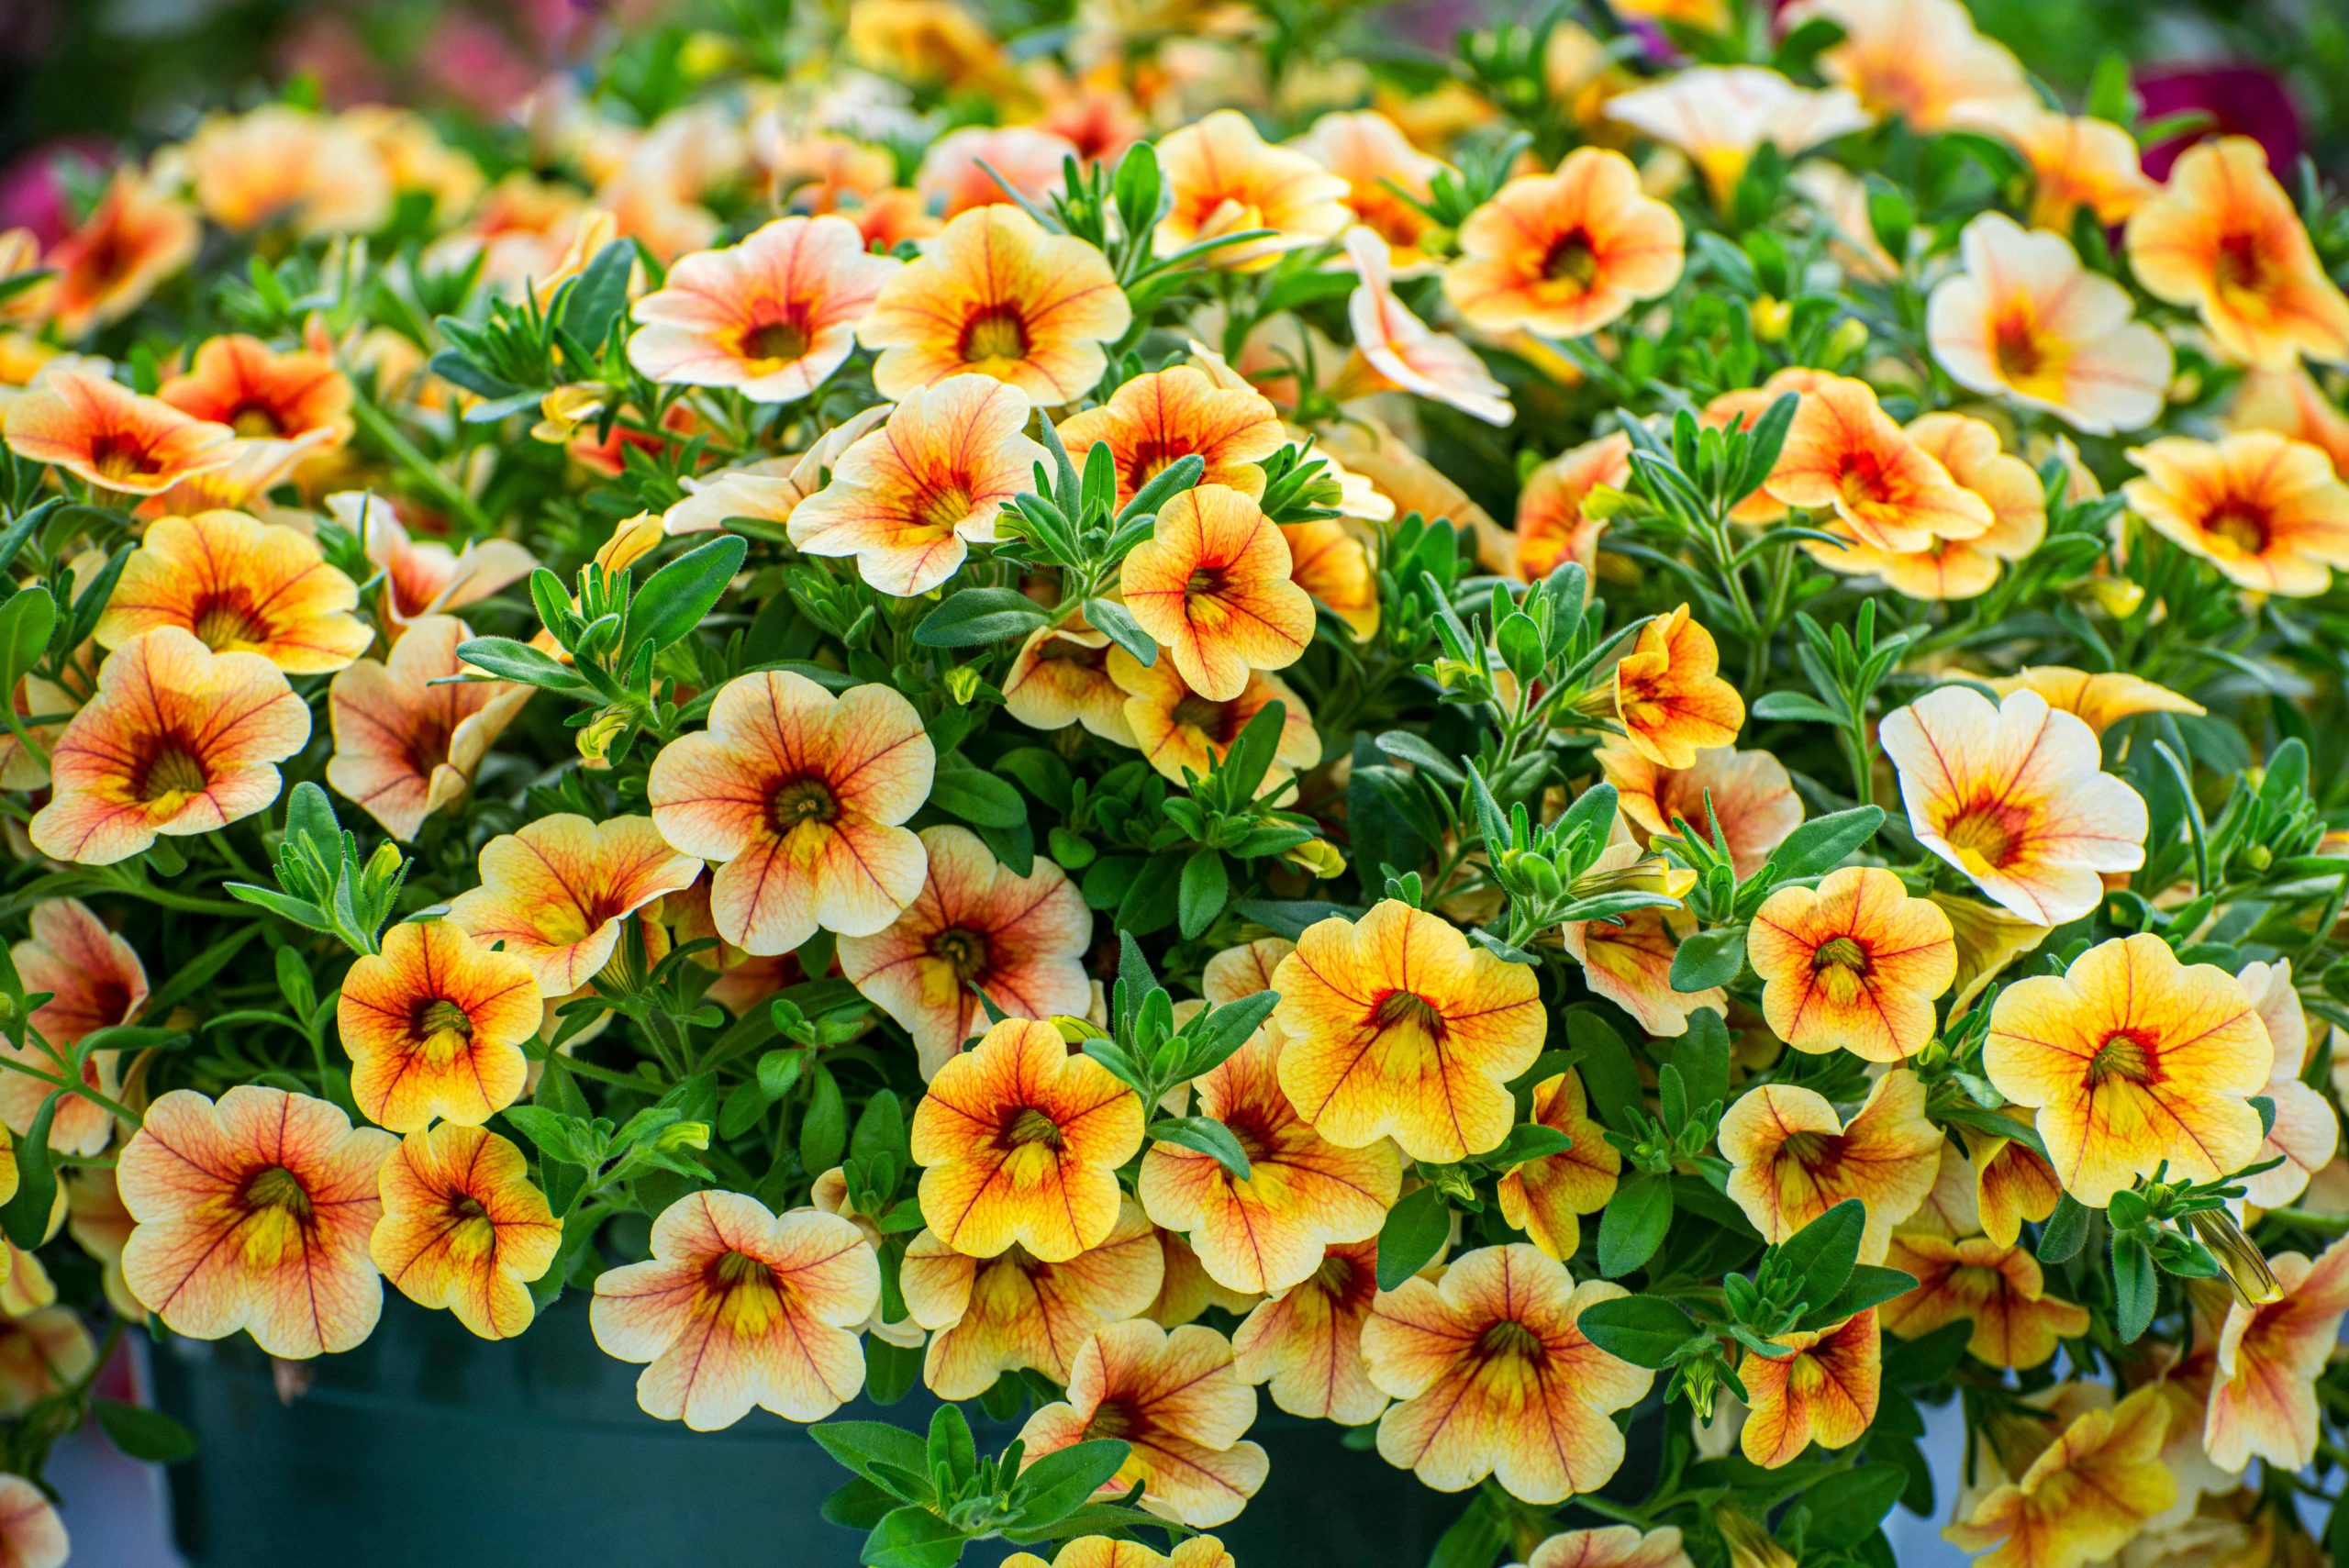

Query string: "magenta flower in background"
[[2134, 63, 2303, 182], [0, 140, 107, 247]]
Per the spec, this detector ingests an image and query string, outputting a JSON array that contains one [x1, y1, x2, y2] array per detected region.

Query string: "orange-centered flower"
[[95, 508, 373, 674], [1004, 617, 1139, 743], [1881, 1234, 2089, 1370], [1340, 228, 1514, 426], [1018, 1318, 1269, 1527], [1610, 604, 1745, 768], [1984, 934, 2272, 1208], [2202, 1235, 2349, 1472], [1515, 433, 1631, 584], [1788, 0, 2034, 131], [3, 370, 234, 495], [371, 1123, 561, 1340], [1811, 411, 2049, 601], [1230, 1235, 1386, 1425], [2122, 430, 2349, 597], [840, 825, 1093, 1077], [1056, 367, 1286, 511], [1293, 111, 1447, 272], [1598, 740, 1802, 881], [1107, 645, 1322, 792], [39, 168, 199, 338], [337, 919, 545, 1133], [911, 1018, 1146, 1262], [447, 814, 702, 999], [2, 899, 146, 1158], [29, 628, 309, 866], [1363, 1243, 1653, 1504], [917, 125, 1079, 218], [1928, 213, 2171, 435], [861, 206, 1131, 403], [1969, 107, 2158, 230], [1139, 1030, 1402, 1296], [1154, 109, 1353, 272], [117, 1085, 396, 1358], [1719, 1071, 1943, 1263], [1880, 685, 2149, 926], [628, 215, 900, 404], [2124, 137, 2349, 370], [1496, 1071, 1621, 1262], [325, 614, 531, 842], [1269, 900, 1543, 1164], [1763, 376, 1993, 550], [900, 1200, 1163, 1400], [1944, 1386, 2176, 1568], [1737, 1309, 1880, 1468], [647, 671, 935, 957], [1444, 150, 1685, 340], [788, 374, 1044, 596], [158, 333, 354, 450], [1119, 484, 1316, 702], [1748, 866, 1956, 1062], [589, 1190, 881, 1429]]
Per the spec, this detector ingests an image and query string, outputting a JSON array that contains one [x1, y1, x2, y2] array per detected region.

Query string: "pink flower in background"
[[2135, 64, 2303, 182]]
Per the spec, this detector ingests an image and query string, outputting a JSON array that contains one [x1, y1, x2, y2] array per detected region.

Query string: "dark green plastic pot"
[[150, 1296, 1653, 1568]]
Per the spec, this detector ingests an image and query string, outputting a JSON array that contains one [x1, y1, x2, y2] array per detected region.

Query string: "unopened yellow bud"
[[532, 384, 606, 445], [2188, 1209, 2281, 1307], [1283, 839, 1347, 879], [578, 708, 629, 767], [1827, 317, 1870, 361], [1752, 295, 1792, 341], [944, 665, 983, 704], [2076, 576, 2144, 619], [657, 1120, 711, 1152]]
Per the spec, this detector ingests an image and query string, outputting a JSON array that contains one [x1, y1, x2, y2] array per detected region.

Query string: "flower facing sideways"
[[1512, 1526, 1693, 1568], [2121, 430, 2349, 597], [1719, 1071, 1943, 1264], [1363, 1243, 1652, 1504], [96, 508, 373, 674], [1747, 866, 1956, 1062], [1293, 111, 1447, 272], [2233, 960, 2337, 1209], [1763, 376, 1992, 550], [1880, 1235, 2089, 1370], [1985, 934, 2271, 1209], [1, 899, 145, 1158], [1340, 228, 1513, 427], [3, 370, 233, 495], [789, 374, 1044, 596], [326, 615, 531, 842], [1107, 646, 1321, 791], [590, 1190, 879, 1429], [117, 1085, 396, 1358], [158, 333, 352, 450], [335, 493, 536, 631], [1005, 1538, 1232, 1568], [29, 628, 310, 867], [1969, 108, 2157, 230], [1604, 66, 1872, 205], [1270, 900, 1542, 1164], [1945, 1386, 2176, 1568], [0, 1475, 67, 1568], [1514, 433, 1631, 584], [1496, 1071, 1620, 1262], [1018, 1319, 1269, 1527], [1789, 0, 2033, 130], [646, 671, 934, 956], [1738, 1309, 1879, 1468], [1119, 483, 1316, 701], [1443, 149, 1686, 340], [38, 168, 198, 338], [1983, 667, 2204, 738], [447, 814, 702, 998], [1557, 842, 1721, 1039], [1879, 685, 2149, 927], [1153, 110, 1352, 272], [910, 1018, 1145, 1262], [1055, 366, 1285, 511], [336, 919, 544, 1133], [1598, 741, 1801, 881], [2202, 1235, 2349, 1472], [371, 1123, 560, 1340], [1003, 618, 1139, 744], [1609, 604, 1745, 769], [1230, 1236, 1386, 1425], [839, 825, 1094, 1077]]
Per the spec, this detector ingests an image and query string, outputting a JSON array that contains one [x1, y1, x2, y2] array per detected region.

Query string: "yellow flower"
[[1945, 1387, 2176, 1568]]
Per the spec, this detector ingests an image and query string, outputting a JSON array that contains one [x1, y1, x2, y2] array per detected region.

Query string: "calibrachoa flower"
[[1746, 866, 1956, 1062], [1293, 111, 1446, 272], [95, 507, 373, 673], [1514, 433, 1631, 583], [839, 825, 1094, 1076], [589, 1191, 880, 1429], [1609, 604, 1744, 768], [1983, 667, 2204, 737], [627, 215, 899, 404], [0, 1309, 94, 1418], [117, 1086, 396, 1358], [1603, 66, 1872, 205], [1139, 1030, 1401, 1296], [1598, 741, 1801, 880], [1230, 1235, 1386, 1424], [1495, 1071, 1620, 1262], [1003, 618, 1139, 743], [370, 1123, 561, 1340], [1945, 1387, 2176, 1568], [1270, 899, 1542, 1164], [157, 333, 353, 449], [1119, 484, 1316, 700], [2232, 364, 2349, 476], [1764, 376, 1992, 550], [335, 494, 536, 631], [0, 1475, 65, 1568], [337, 918, 545, 1133], [1362, 1243, 1652, 1504], [447, 814, 702, 998], [1443, 149, 1686, 340], [860, 205, 1131, 402], [1963, 1109, 2065, 1250], [1154, 110, 1352, 272], [2124, 136, 2349, 370], [1004, 1539, 1233, 1568], [325, 615, 530, 841], [1926, 213, 2171, 435], [787, 373, 1044, 595], [1737, 1309, 1879, 1468], [2202, 1236, 2349, 1471], [1106, 646, 1321, 790], [1880, 684, 2150, 927], [911, 1018, 1146, 1262], [1511, 1527, 1692, 1568], [1, 899, 145, 1157], [2121, 430, 2349, 597], [1719, 1071, 1943, 1263], [29, 628, 309, 866], [1813, 410, 2047, 599], [37, 168, 198, 338], [899, 1200, 1163, 1399], [1558, 843, 1721, 1037], [1881, 1234, 2089, 1370], [917, 126, 1079, 217], [646, 671, 935, 956], [1790, 0, 2033, 129], [1340, 228, 1513, 426], [1055, 366, 1285, 510], [2234, 960, 2336, 1209], [1986, 934, 2271, 1208], [2, 370, 233, 495], [1282, 517, 1379, 639], [1018, 1318, 1269, 1527]]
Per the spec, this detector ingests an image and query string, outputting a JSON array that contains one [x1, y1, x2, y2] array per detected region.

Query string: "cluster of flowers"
[[0, 0, 2345, 1564]]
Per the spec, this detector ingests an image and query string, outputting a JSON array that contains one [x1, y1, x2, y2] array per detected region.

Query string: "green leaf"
[[800, 1066, 848, 1173], [1081, 598, 1155, 665], [1013, 1438, 1132, 1526], [927, 1403, 977, 1490], [1804, 1462, 1907, 1550], [452, 636, 590, 693], [2037, 1193, 2090, 1264], [1114, 451, 1206, 528], [1670, 926, 1746, 992], [914, 588, 1052, 647], [1563, 1012, 1642, 1130], [1776, 1197, 1865, 1309], [1799, 1264, 1918, 1329], [95, 1398, 199, 1462], [2111, 1233, 2157, 1342], [1150, 1115, 1252, 1179], [863, 1336, 923, 1406], [1574, 1295, 1700, 1368], [1749, 691, 1843, 725], [628, 535, 747, 654], [863, 1505, 967, 1568], [1376, 1184, 1451, 1289], [1767, 806, 1884, 880], [930, 754, 1028, 829], [1598, 1170, 1673, 1277], [813, 1421, 935, 1496], [1176, 848, 1228, 939], [0, 584, 54, 691], [560, 239, 637, 346], [0, 1092, 59, 1250]]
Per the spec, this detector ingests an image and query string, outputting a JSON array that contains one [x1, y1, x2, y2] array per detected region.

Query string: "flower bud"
[[943, 664, 983, 704], [1751, 295, 1792, 341], [1714, 1507, 1797, 1568], [657, 1120, 711, 1153], [531, 384, 606, 445], [1283, 839, 1347, 879], [2188, 1208, 2281, 1307], [578, 708, 629, 767], [2073, 576, 2144, 619], [1826, 317, 1871, 361]]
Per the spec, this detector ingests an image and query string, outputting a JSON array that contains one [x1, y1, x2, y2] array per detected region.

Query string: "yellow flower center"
[[1308, 1250, 1359, 1297], [1003, 1106, 1063, 1149], [1169, 692, 1236, 736], [1540, 230, 1600, 288], [443, 1193, 496, 1260], [2086, 1029, 2156, 1086], [959, 305, 1030, 367], [740, 315, 812, 367], [1475, 1318, 1546, 1364], [137, 746, 209, 806], [239, 1164, 312, 1270], [1812, 936, 1870, 973], [1942, 801, 2023, 871], [931, 928, 991, 982], [1085, 1400, 1136, 1440], [1991, 307, 2068, 397], [416, 997, 474, 1062], [1371, 989, 1446, 1040], [2205, 501, 2272, 556], [771, 776, 840, 833], [915, 483, 977, 532], [191, 591, 269, 651], [229, 404, 286, 439], [708, 1249, 786, 1336], [1777, 1130, 1837, 1171], [84, 432, 154, 484]]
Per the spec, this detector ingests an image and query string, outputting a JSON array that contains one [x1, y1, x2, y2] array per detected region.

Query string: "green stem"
[[351, 398, 495, 536]]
